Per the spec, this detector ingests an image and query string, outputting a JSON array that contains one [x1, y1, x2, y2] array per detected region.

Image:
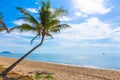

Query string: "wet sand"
[[0, 56, 120, 80]]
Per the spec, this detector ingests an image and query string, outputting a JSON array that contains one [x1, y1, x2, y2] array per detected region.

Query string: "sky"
[[0, 0, 120, 54]]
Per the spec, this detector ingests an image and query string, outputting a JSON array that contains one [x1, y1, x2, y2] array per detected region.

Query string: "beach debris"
[[35, 71, 53, 75], [28, 71, 33, 74]]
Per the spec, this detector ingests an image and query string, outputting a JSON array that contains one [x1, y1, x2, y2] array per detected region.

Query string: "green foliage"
[[13, 0, 70, 44], [15, 24, 37, 32], [0, 0, 70, 77], [45, 74, 54, 80], [34, 74, 42, 80], [0, 26, 4, 32], [34, 73, 54, 80], [0, 13, 9, 33]]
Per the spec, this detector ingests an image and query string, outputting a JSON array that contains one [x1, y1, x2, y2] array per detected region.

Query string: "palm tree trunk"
[[0, 33, 45, 76]]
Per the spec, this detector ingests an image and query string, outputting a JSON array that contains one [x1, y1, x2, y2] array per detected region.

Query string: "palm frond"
[[39, 0, 52, 27], [49, 24, 70, 33], [46, 0, 50, 10], [14, 0, 70, 44], [0, 20, 9, 33], [0, 26, 4, 32], [12, 24, 37, 32], [50, 28, 60, 33], [16, 7, 41, 29], [56, 24, 70, 29], [16, 7, 28, 15], [52, 8, 68, 18], [46, 20, 60, 30], [40, 0, 46, 7], [30, 34, 39, 44], [40, 8, 51, 26], [0, 26, 9, 33], [41, 0, 50, 11], [45, 32, 53, 38], [36, 25, 41, 36]]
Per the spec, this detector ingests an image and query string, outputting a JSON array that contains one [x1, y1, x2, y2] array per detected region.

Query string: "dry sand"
[[0, 56, 120, 80]]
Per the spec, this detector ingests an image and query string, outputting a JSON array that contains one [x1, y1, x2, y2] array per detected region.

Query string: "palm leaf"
[[40, 0, 46, 7], [0, 26, 4, 32], [46, 20, 60, 30], [40, 9, 51, 26], [17, 17, 37, 24], [0, 19, 9, 33], [41, 0, 50, 11], [52, 8, 67, 19], [46, 0, 50, 10], [17, 7, 42, 35], [12, 24, 37, 32], [30, 34, 39, 44], [49, 24, 70, 33], [16, 7, 41, 30], [50, 28, 60, 33], [14, 0, 70, 44], [56, 24, 70, 29], [45, 32, 53, 38], [16, 7, 28, 15]]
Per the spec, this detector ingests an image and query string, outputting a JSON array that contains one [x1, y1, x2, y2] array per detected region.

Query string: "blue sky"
[[0, 0, 120, 54]]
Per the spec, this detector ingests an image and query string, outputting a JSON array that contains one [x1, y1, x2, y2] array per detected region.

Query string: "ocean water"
[[0, 52, 120, 70]]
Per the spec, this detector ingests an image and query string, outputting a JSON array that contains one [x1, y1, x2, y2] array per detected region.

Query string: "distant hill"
[[0, 51, 11, 54]]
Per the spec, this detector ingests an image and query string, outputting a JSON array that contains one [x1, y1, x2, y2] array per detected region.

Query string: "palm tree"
[[0, 0, 70, 76], [0, 13, 9, 33]]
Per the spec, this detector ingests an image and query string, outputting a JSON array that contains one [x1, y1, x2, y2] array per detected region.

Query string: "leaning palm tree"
[[0, 13, 9, 33], [0, 0, 70, 76]]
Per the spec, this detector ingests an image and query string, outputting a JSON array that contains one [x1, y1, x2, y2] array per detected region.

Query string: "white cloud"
[[74, 12, 88, 18], [57, 16, 72, 22], [10, 31, 35, 37], [2, 17, 120, 52], [13, 19, 33, 26], [0, 31, 34, 43], [71, 0, 112, 15], [112, 32, 120, 42], [53, 17, 120, 47], [57, 17, 112, 41], [0, 31, 40, 52], [26, 8, 38, 13], [13, 20, 30, 25]]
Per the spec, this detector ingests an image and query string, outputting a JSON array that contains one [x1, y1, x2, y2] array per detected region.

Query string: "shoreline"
[[0, 56, 120, 80], [30, 59, 120, 72], [1, 56, 119, 72]]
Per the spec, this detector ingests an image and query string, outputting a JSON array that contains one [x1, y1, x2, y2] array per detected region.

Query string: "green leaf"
[[13, 24, 37, 32], [45, 32, 53, 38], [14, 0, 70, 44], [0, 19, 9, 33]]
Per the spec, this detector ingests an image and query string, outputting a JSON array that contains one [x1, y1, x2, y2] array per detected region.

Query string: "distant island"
[[102, 53, 106, 55], [0, 51, 11, 54]]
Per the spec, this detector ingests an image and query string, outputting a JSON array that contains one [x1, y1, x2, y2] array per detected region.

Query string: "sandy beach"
[[0, 56, 120, 80]]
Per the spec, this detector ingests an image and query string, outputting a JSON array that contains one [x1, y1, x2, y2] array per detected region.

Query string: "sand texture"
[[0, 56, 120, 80]]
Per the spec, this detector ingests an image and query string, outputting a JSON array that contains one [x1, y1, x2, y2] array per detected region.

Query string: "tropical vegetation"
[[0, 13, 9, 33], [0, 0, 70, 77]]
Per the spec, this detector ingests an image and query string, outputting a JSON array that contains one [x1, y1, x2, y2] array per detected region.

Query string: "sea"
[[0, 52, 120, 70]]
